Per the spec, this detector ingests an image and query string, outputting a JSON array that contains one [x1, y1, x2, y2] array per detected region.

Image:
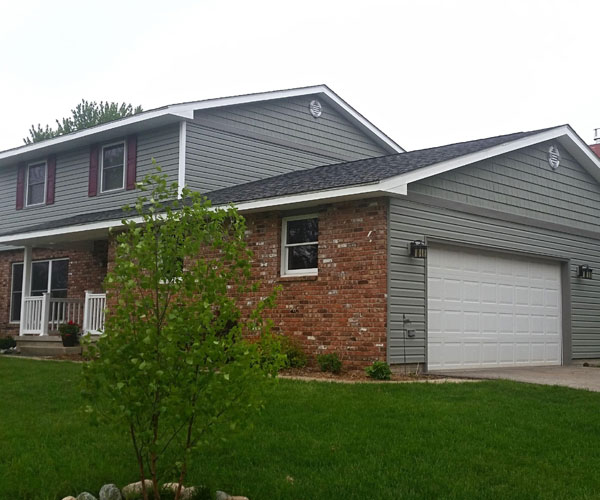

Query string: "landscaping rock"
[[99, 483, 122, 500], [162, 483, 198, 499], [121, 480, 153, 498], [215, 492, 249, 500], [77, 493, 97, 500], [61, 497, 77, 500]]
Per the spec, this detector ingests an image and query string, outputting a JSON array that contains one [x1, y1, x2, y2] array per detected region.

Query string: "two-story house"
[[1, 85, 600, 370]]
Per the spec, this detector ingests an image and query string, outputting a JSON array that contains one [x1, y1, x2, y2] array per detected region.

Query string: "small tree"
[[83, 170, 283, 500], [24, 100, 143, 144]]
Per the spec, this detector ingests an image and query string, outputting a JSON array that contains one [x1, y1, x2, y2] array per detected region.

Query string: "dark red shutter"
[[88, 145, 99, 197], [46, 154, 56, 205], [16, 163, 25, 210], [126, 135, 137, 190]]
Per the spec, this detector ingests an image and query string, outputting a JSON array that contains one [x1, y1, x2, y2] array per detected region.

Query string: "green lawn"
[[1, 358, 600, 499]]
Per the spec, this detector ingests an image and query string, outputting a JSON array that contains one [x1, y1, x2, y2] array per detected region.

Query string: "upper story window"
[[281, 215, 318, 276], [26, 161, 47, 206], [100, 141, 126, 193]]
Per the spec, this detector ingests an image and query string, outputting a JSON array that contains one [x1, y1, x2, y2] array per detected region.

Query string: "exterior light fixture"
[[410, 240, 427, 259], [578, 265, 593, 280]]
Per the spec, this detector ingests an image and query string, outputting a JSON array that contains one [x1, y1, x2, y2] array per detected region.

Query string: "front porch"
[[9, 241, 109, 338], [20, 290, 106, 336]]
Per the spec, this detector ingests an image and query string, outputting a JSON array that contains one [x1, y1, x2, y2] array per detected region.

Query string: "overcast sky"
[[1, 0, 598, 152]]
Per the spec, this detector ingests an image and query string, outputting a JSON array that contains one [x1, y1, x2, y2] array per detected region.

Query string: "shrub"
[[83, 170, 284, 500], [0, 337, 16, 350], [365, 361, 392, 380], [280, 335, 307, 368], [317, 353, 342, 374]]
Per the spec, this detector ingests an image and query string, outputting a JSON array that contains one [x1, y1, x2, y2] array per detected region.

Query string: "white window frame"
[[9, 262, 23, 324], [9, 258, 69, 323], [100, 140, 126, 193], [281, 214, 319, 277], [25, 160, 47, 207]]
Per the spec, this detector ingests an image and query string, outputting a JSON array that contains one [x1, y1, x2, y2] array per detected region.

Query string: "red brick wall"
[[0, 241, 108, 336], [242, 198, 388, 368], [104, 198, 389, 368]]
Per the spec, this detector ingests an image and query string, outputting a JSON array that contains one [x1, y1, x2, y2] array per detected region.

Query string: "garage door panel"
[[428, 246, 562, 370]]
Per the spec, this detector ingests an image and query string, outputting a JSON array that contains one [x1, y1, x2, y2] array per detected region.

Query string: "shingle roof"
[[205, 128, 554, 204], [0, 127, 557, 238]]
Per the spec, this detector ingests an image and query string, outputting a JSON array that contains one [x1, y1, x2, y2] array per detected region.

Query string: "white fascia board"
[[0, 182, 406, 244], [0, 217, 144, 245], [177, 120, 187, 198], [377, 125, 598, 189], [1, 85, 402, 164], [232, 182, 390, 212], [8, 125, 597, 244], [0, 108, 194, 163], [167, 85, 404, 154]]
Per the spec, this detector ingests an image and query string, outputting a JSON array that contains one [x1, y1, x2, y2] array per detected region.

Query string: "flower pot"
[[61, 334, 78, 347]]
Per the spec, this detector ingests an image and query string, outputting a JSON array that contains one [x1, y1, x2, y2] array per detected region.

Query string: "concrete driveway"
[[434, 365, 600, 392]]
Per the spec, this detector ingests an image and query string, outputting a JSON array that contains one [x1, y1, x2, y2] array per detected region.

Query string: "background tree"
[[24, 100, 143, 144], [82, 170, 283, 500]]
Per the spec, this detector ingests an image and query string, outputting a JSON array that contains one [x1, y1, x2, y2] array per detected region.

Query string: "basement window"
[[281, 215, 318, 276]]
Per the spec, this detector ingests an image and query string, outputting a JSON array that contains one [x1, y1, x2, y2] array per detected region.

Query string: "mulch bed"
[[279, 366, 445, 382]]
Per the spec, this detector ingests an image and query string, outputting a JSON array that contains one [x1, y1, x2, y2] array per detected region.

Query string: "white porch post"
[[19, 245, 32, 336], [82, 290, 90, 334], [41, 292, 50, 336]]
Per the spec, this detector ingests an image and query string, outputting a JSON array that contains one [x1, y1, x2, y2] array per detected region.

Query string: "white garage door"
[[427, 246, 562, 370]]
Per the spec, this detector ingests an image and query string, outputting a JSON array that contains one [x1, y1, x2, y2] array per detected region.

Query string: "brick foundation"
[[0, 241, 108, 336]]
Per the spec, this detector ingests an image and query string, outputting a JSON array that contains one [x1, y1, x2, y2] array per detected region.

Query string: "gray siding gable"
[[409, 141, 600, 233], [184, 94, 390, 192]]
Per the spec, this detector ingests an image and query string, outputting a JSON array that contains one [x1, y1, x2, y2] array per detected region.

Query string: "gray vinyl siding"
[[0, 125, 179, 234], [410, 142, 600, 232], [185, 95, 388, 192], [389, 144, 600, 365]]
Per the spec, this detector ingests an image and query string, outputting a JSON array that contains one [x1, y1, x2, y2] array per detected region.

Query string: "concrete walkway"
[[435, 365, 600, 392]]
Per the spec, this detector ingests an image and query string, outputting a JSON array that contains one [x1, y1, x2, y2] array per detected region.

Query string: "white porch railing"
[[83, 291, 107, 335], [21, 296, 45, 335], [49, 297, 84, 332], [20, 291, 106, 336]]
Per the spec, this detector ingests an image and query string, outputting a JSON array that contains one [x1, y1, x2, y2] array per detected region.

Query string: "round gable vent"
[[548, 145, 560, 170], [309, 100, 322, 118]]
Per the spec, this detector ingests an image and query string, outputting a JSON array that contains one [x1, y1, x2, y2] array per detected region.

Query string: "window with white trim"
[[100, 141, 126, 193], [10, 259, 69, 322], [26, 161, 47, 206], [281, 215, 318, 276]]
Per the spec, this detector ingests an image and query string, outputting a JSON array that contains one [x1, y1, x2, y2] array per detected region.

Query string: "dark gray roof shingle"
[[0, 127, 556, 238], [204, 128, 554, 205]]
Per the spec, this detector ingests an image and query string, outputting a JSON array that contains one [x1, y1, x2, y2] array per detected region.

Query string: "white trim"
[[178, 120, 187, 198], [19, 246, 31, 335], [100, 140, 126, 193], [281, 214, 319, 277], [10, 261, 23, 324], [25, 160, 47, 207], [378, 125, 600, 189], [5, 125, 600, 245], [0, 85, 402, 165], [0, 107, 193, 163]]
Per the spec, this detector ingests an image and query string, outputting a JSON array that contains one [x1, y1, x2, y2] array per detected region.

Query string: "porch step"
[[16, 336, 82, 357]]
